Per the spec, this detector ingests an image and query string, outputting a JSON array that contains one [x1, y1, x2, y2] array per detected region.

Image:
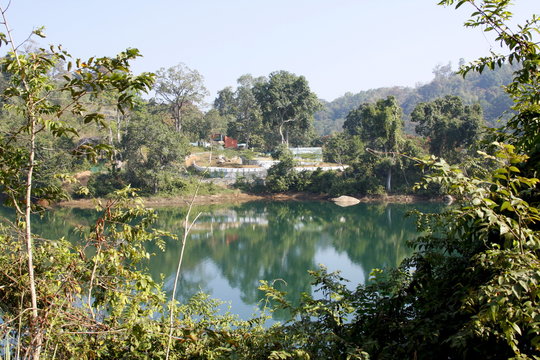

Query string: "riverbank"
[[57, 191, 436, 208]]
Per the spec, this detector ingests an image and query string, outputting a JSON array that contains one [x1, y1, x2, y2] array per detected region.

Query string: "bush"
[[87, 171, 127, 197], [266, 145, 297, 192]]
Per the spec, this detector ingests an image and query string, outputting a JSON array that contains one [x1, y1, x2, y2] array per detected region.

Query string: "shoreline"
[[56, 191, 437, 209]]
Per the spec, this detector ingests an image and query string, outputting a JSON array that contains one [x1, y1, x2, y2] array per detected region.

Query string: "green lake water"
[[1, 200, 442, 321]]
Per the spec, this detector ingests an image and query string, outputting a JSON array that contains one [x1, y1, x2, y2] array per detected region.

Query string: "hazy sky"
[[2, 0, 538, 102]]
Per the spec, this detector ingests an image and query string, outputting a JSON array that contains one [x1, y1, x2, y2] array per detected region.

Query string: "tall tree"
[[203, 109, 228, 138], [214, 74, 267, 148], [154, 63, 208, 133], [254, 71, 320, 145], [183, 108, 228, 141], [214, 86, 237, 117], [411, 95, 484, 159], [230, 75, 265, 147], [177, 102, 204, 141], [343, 97, 403, 191], [323, 132, 365, 165]]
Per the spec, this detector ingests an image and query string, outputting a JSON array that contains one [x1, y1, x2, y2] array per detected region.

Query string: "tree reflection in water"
[[151, 201, 441, 320], [13, 200, 441, 321]]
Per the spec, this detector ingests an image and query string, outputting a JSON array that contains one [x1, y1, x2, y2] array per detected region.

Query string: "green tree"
[[214, 86, 237, 116], [254, 70, 321, 146], [177, 102, 205, 141], [0, 13, 153, 358], [323, 132, 365, 165], [177, 106, 229, 142], [231, 75, 265, 147], [265, 144, 297, 192], [217, 74, 266, 148], [154, 63, 208, 133], [411, 95, 484, 159], [343, 96, 404, 191], [285, 123, 318, 147], [313, 61, 516, 137], [122, 110, 188, 194], [202, 108, 228, 138]]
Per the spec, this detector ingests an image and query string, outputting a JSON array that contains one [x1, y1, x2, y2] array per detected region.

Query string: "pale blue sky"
[[3, 0, 538, 102]]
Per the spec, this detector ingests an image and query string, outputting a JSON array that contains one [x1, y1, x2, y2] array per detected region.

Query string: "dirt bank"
[[58, 192, 265, 209], [57, 191, 436, 209]]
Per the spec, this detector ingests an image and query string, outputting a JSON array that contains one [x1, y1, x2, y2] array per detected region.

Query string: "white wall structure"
[[192, 161, 348, 179]]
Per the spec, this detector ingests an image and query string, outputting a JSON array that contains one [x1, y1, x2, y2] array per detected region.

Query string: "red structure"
[[224, 136, 238, 149], [211, 134, 238, 149]]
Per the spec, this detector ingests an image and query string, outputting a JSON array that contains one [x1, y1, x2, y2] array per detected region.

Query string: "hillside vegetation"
[[315, 62, 515, 135]]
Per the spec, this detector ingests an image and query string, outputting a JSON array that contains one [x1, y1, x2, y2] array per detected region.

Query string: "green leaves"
[[409, 139, 540, 356], [121, 111, 189, 195], [0, 25, 156, 211], [411, 95, 484, 161], [442, 0, 540, 160], [254, 70, 321, 145], [31, 26, 46, 38], [1, 189, 275, 359], [154, 63, 208, 133], [259, 266, 369, 359]]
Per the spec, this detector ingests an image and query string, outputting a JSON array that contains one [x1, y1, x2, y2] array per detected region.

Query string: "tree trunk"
[[173, 103, 182, 133], [279, 123, 286, 144], [279, 118, 295, 145], [108, 122, 114, 145], [25, 115, 43, 360], [386, 166, 392, 193], [116, 109, 122, 144]]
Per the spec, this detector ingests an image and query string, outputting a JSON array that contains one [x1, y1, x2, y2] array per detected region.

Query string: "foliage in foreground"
[[0, 190, 274, 359], [2, 143, 538, 359], [259, 144, 539, 359]]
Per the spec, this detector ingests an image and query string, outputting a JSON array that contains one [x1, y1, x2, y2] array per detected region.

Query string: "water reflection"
[[148, 201, 440, 319], [0, 201, 441, 320]]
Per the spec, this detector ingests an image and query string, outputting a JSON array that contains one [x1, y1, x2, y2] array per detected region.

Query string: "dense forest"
[[0, 0, 539, 359]]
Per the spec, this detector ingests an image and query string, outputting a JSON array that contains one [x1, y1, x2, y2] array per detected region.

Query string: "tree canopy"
[[342, 96, 404, 191], [154, 63, 208, 133], [314, 62, 515, 136], [122, 110, 188, 194], [411, 95, 484, 159], [215, 74, 266, 148], [343, 96, 402, 150], [254, 70, 320, 145]]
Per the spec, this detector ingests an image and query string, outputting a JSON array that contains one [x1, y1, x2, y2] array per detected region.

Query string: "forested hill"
[[315, 62, 516, 135]]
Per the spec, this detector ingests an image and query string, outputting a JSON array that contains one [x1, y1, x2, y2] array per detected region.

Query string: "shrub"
[[87, 171, 127, 197]]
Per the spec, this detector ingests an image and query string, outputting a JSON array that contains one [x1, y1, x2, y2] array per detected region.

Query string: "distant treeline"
[[315, 61, 516, 135]]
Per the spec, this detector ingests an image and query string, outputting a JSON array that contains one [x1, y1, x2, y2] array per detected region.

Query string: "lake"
[[2, 200, 442, 321]]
